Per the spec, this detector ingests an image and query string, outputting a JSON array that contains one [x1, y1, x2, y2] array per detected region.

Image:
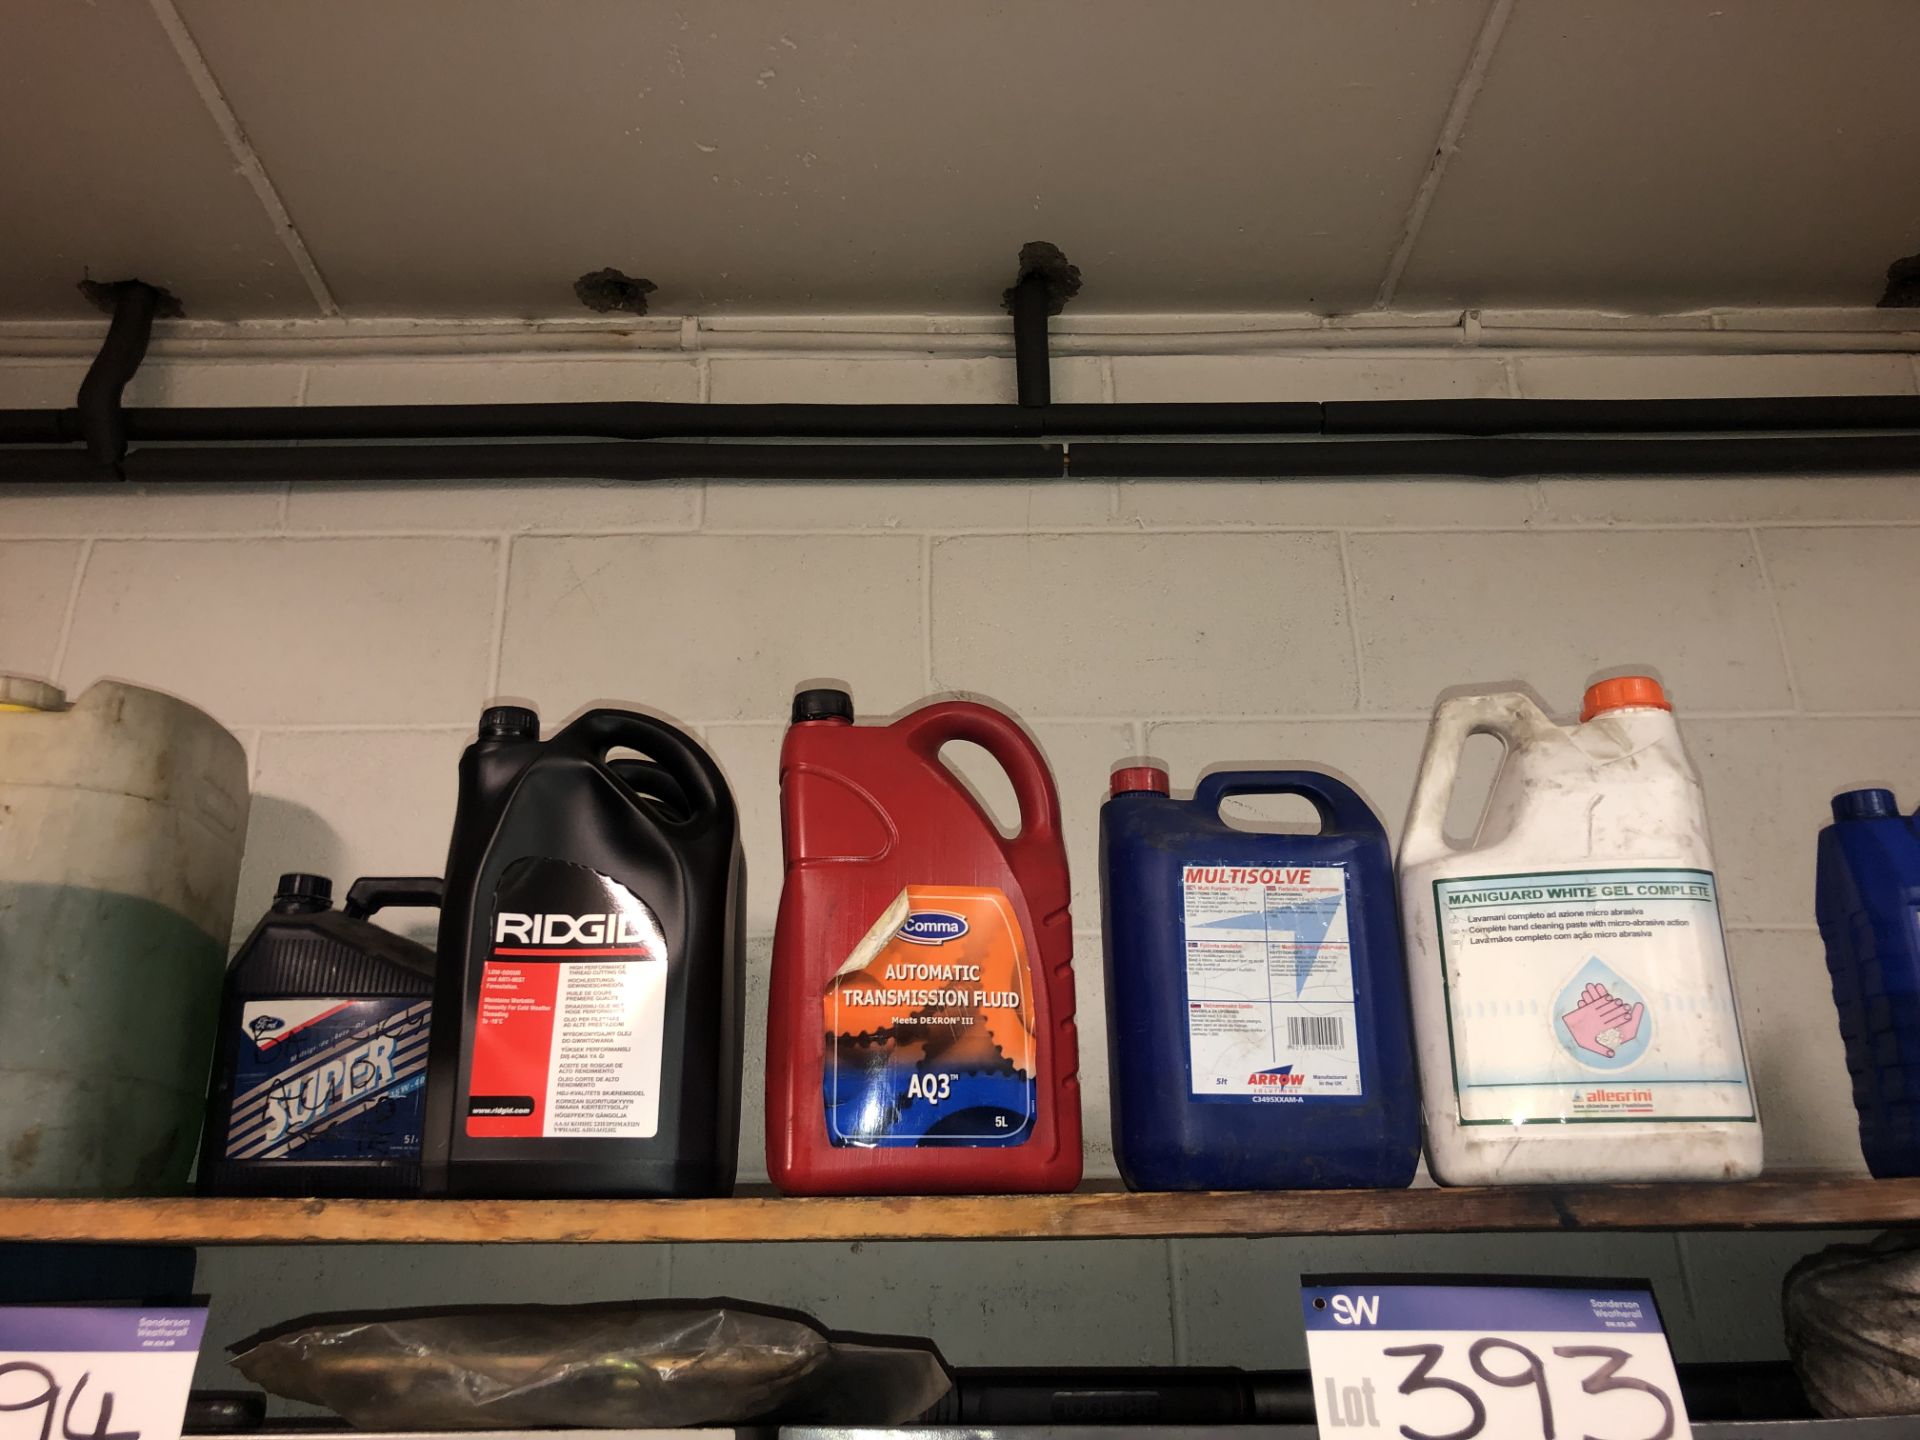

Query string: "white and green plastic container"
[[0, 675, 250, 1195]]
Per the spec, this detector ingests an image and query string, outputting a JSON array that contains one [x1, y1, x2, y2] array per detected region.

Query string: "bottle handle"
[[609, 757, 693, 820], [897, 701, 1064, 860], [1402, 692, 1556, 865], [343, 876, 444, 921], [559, 709, 726, 828], [1191, 770, 1384, 838]]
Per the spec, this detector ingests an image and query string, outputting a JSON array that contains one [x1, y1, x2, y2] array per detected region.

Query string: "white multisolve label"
[[1434, 867, 1754, 1126], [1181, 863, 1360, 1101]]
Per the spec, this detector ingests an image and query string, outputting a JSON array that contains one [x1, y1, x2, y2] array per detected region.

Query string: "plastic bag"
[[1784, 1231, 1920, 1419], [230, 1301, 951, 1430]]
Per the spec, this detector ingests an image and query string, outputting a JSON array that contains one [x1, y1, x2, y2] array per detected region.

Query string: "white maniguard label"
[[1435, 867, 1754, 1125]]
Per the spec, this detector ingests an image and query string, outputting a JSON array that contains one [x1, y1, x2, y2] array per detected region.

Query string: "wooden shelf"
[[2, 1177, 1916, 1246]]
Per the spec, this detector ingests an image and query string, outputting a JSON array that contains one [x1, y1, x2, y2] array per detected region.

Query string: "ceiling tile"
[[171, 0, 1487, 315], [1397, 0, 1920, 310], [0, 1, 321, 318]]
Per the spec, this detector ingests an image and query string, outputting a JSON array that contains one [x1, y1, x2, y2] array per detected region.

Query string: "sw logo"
[[898, 910, 969, 946], [249, 1015, 286, 1039], [1329, 1293, 1381, 1326], [1248, 1065, 1304, 1087]]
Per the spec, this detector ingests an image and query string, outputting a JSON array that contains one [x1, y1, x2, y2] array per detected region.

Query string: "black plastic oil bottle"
[[199, 873, 442, 1197], [423, 705, 744, 1197]]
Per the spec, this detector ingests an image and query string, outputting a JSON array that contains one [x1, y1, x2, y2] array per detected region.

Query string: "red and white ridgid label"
[[466, 956, 666, 1139]]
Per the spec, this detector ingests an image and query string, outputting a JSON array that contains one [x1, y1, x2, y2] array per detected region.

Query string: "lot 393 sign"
[[1302, 1280, 1689, 1440]]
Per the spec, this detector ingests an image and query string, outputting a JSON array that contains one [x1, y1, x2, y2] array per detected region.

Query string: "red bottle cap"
[[1110, 765, 1170, 797], [1580, 675, 1672, 722]]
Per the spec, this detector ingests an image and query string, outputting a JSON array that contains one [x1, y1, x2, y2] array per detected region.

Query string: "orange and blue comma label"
[[822, 885, 1037, 1146]]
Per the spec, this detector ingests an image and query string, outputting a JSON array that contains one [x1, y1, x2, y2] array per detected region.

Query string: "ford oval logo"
[[899, 910, 968, 946]]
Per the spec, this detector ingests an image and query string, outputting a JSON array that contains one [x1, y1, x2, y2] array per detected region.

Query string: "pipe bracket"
[[1003, 243, 1081, 409]]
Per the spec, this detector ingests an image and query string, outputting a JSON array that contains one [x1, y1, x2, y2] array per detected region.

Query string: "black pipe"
[[0, 441, 1065, 486], [74, 282, 163, 472], [6, 395, 1919, 452], [1009, 273, 1053, 407], [1072, 432, 1920, 478], [0, 410, 69, 446], [0, 400, 1326, 446], [1322, 393, 1920, 436], [6, 430, 1919, 487], [938, 1361, 1813, 1427]]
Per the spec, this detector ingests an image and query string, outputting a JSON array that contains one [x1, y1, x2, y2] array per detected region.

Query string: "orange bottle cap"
[[1580, 675, 1671, 722], [1110, 765, 1169, 797]]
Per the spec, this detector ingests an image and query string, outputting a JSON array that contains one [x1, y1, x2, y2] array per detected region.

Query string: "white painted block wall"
[[3, 332, 1918, 1385]]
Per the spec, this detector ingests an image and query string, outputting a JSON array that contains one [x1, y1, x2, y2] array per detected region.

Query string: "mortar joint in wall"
[[47, 536, 95, 686], [1747, 526, 1805, 715]]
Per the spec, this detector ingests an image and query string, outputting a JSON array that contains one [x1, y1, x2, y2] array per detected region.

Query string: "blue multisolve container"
[[1815, 787, 1920, 1178], [1099, 766, 1421, 1190]]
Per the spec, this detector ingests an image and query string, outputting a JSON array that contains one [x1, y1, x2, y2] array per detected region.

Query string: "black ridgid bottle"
[[422, 705, 744, 1197]]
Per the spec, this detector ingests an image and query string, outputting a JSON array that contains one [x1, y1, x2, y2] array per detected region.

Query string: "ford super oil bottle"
[[423, 705, 743, 1198], [1101, 766, 1420, 1190], [766, 688, 1082, 1194], [199, 873, 441, 1197], [1817, 787, 1920, 1177]]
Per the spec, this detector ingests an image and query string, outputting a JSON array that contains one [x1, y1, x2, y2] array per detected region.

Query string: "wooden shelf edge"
[[2, 1177, 1916, 1245]]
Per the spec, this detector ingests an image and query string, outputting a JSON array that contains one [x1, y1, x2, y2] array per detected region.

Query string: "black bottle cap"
[[1834, 788, 1900, 822], [791, 687, 854, 723], [272, 873, 333, 913], [480, 705, 539, 740]]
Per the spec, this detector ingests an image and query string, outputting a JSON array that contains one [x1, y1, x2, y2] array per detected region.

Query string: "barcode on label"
[[1287, 1015, 1345, 1050]]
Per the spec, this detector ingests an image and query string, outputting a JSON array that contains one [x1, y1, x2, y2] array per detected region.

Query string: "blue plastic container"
[[1815, 787, 1920, 1178], [1099, 766, 1421, 1191]]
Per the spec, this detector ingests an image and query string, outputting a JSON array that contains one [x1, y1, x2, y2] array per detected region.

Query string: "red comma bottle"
[[766, 687, 1082, 1194]]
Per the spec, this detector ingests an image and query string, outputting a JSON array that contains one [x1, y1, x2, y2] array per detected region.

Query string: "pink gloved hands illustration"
[[1561, 981, 1645, 1059]]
